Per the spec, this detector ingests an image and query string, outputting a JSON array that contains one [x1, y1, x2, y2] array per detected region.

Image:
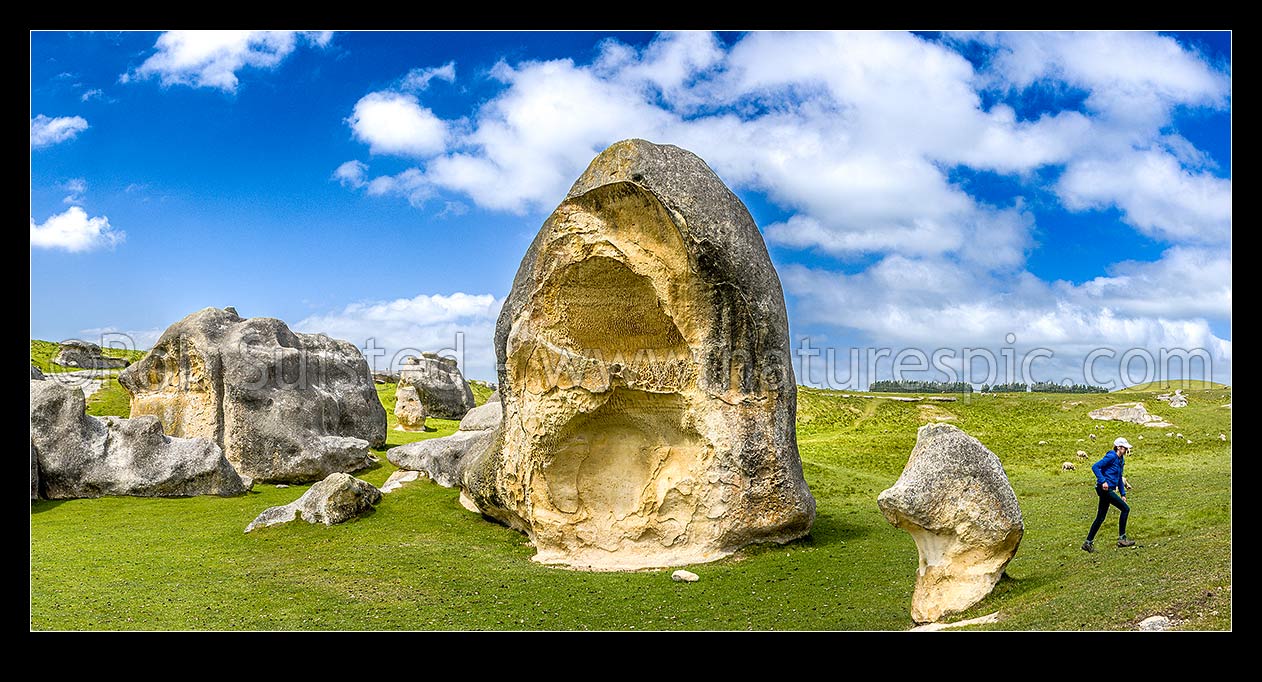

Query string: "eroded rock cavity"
[[468, 139, 815, 570]]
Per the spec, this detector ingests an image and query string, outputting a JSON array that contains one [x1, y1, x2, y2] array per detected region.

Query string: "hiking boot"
[[1081, 540, 1095, 553], [1117, 536, 1136, 548]]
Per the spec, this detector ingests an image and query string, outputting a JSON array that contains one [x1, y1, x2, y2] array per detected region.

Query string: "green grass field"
[[30, 373, 1231, 630], [1116, 380, 1228, 392]]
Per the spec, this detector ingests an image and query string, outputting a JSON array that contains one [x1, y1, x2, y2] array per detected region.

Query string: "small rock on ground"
[[1138, 615, 1170, 631], [671, 570, 699, 583]]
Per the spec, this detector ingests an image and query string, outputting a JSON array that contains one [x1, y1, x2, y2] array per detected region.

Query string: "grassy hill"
[[1116, 380, 1229, 392], [30, 383, 1231, 630]]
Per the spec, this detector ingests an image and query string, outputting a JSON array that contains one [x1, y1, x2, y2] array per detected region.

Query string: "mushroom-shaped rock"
[[244, 473, 381, 532], [30, 379, 249, 499], [118, 307, 386, 483], [877, 423, 1024, 624], [469, 139, 815, 570]]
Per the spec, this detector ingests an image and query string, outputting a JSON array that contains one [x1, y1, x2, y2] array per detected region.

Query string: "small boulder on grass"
[[671, 570, 699, 583], [245, 473, 381, 533]]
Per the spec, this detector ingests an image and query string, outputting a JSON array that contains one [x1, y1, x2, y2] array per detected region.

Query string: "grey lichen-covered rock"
[[486, 389, 500, 403], [53, 340, 130, 369], [1138, 615, 1171, 631], [118, 307, 386, 483], [31, 365, 46, 381], [30, 379, 249, 499], [1168, 390, 1188, 408], [878, 423, 1024, 624], [1088, 402, 1172, 428], [387, 403, 503, 488], [393, 384, 427, 432], [471, 139, 815, 571], [244, 472, 381, 532], [398, 352, 475, 420]]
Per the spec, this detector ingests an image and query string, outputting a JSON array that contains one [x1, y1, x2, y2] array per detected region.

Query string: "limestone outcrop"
[[387, 401, 502, 488], [393, 384, 427, 431], [465, 139, 815, 570], [1088, 402, 1172, 428], [118, 307, 386, 483], [398, 352, 475, 420], [244, 473, 381, 532], [53, 340, 130, 369], [878, 423, 1024, 624], [30, 379, 249, 499]]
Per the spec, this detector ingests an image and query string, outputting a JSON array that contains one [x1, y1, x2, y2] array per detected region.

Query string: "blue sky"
[[31, 31, 1231, 388]]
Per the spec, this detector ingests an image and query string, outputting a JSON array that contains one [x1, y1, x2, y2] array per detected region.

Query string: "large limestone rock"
[[1088, 402, 1172, 428], [387, 401, 502, 488], [118, 307, 387, 483], [467, 139, 815, 570], [394, 384, 427, 431], [1168, 390, 1188, 408], [31, 365, 45, 380], [54, 340, 129, 369], [398, 352, 475, 420], [30, 379, 249, 499], [878, 423, 1024, 624], [244, 473, 381, 532]]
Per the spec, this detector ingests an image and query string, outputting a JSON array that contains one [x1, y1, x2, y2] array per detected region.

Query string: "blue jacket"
[[1092, 449, 1126, 495]]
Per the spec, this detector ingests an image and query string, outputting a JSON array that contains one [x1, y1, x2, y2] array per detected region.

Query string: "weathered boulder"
[[470, 139, 815, 570], [1088, 402, 1172, 428], [244, 473, 381, 532], [671, 569, 699, 583], [53, 340, 129, 369], [31, 365, 45, 381], [398, 352, 475, 420], [1138, 615, 1171, 631], [1169, 390, 1188, 408], [393, 384, 427, 432], [380, 469, 421, 493], [387, 402, 502, 488], [118, 307, 386, 483], [30, 379, 248, 499], [878, 423, 1024, 624], [486, 389, 500, 403]]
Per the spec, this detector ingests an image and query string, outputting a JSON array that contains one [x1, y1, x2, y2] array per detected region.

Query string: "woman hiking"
[[1082, 437, 1137, 552]]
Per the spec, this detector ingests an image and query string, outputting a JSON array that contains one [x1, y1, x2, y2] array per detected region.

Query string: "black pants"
[[1087, 484, 1129, 541]]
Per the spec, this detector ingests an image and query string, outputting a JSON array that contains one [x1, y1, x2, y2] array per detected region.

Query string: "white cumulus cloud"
[[31, 114, 88, 148], [402, 62, 456, 91], [30, 206, 124, 253], [347, 91, 448, 158], [328, 31, 1230, 386], [296, 293, 503, 381], [125, 30, 332, 92]]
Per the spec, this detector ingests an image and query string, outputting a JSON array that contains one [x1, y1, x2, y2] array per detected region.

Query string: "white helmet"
[[1114, 437, 1133, 449]]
